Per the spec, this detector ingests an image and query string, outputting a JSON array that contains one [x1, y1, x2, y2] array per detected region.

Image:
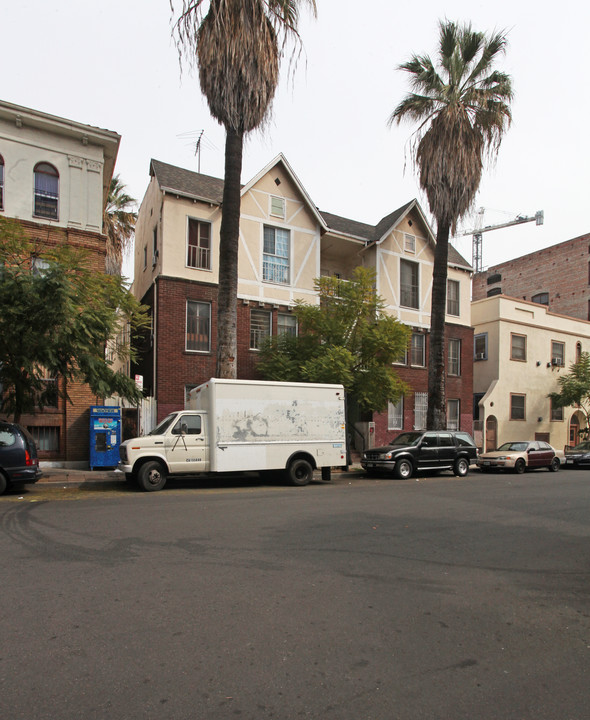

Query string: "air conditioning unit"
[[551, 358, 562, 366], [475, 352, 486, 360]]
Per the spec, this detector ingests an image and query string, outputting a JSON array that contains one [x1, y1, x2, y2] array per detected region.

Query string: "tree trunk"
[[426, 220, 451, 429], [215, 128, 244, 379]]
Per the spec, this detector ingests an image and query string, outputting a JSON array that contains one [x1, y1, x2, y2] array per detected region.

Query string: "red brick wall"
[[0, 220, 106, 463], [472, 233, 590, 321], [151, 277, 296, 421], [371, 323, 474, 447]]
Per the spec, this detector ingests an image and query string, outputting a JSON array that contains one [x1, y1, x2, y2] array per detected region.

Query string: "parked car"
[[477, 440, 562, 474], [361, 430, 478, 479], [563, 440, 590, 467], [0, 421, 42, 494]]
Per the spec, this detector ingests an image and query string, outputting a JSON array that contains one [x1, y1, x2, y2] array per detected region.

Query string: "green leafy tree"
[[0, 217, 149, 423], [257, 267, 411, 414], [171, 0, 316, 379], [104, 174, 137, 276], [548, 352, 590, 434], [389, 20, 513, 428]]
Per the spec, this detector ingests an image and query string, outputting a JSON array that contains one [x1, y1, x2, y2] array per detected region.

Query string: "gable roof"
[[150, 159, 226, 204], [149, 157, 472, 270]]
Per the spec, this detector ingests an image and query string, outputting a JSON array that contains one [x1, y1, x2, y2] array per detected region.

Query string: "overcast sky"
[[3, 0, 588, 279]]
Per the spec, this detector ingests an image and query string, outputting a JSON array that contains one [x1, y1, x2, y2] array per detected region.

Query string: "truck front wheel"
[[137, 461, 167, 492], [287, 458, 313, 486]]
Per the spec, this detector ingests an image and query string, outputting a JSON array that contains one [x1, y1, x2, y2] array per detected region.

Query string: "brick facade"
[[371, 322, 474, 447], [1, 220, 106, 463], [472, 233, 590, 321]]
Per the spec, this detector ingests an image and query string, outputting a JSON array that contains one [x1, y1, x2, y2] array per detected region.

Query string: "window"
[[263, 226, 290, 284], [473, 393, 484, 421], [0, 154, 4, 210], [400, 259, 419, 309], [550, 398, 563, 422], [187, 218, 211, 270], [410, 333, 425, 366], [531, 292, 549, 305], [404, 233, 416, 253], [551, 341, 565, 366], [510, 394, 526, 421], [446, 400, 460, 430], [394, 346, 408, 365], [270, 196, 285, 219], [388, 397, 404, 430], [277, 313, 297, 336], [152, 226, 158, 265], [186, 301, 211, 352], [577, 342, 582, 363], [143, 246, 148, 270], [39, 370, 58, 408], [31, 257, 50, 276], [28, 426, 59, 452], [414, 392, 428, 430], [33, 162, 59, 219], [172, 414, 202, 435], [448, 338, 461, 376], [250, 309, 271, 349], [511, 333, 527, 361], [447, 279, 460, 316], [474, 333, 488, 360]]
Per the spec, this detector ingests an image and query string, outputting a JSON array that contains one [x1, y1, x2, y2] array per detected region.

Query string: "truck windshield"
[[148, 414, 177, 436], [390, 432, 423, 447]]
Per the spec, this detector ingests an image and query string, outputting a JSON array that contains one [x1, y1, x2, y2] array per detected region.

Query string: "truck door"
[[165, 414, 208, 474], [437, 433, 456, 469]]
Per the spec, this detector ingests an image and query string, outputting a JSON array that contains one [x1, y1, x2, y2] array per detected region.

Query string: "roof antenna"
[[195, 130, 204, 173]]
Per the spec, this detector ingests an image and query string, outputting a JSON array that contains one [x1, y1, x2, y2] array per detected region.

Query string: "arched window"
[[0, 155, 4, 210], [34, 162, 59, 219], [576, 342, 582, 363]]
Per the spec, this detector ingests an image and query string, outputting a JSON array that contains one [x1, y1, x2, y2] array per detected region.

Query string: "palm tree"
[[171, 0, 316, 378], [104, 175, 137, 276], [389, 20, 513, 428]]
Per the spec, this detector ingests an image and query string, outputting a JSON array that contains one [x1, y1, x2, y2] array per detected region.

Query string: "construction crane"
[[458, 207, 544, 272]]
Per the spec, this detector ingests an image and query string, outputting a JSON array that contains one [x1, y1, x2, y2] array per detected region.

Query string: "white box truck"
[[118, 379, 347, 491]]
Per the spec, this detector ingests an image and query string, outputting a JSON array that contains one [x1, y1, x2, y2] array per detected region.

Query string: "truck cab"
[[119, 411, 209, 491]]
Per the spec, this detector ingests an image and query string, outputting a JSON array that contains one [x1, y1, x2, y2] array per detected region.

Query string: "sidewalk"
[[37, 463, 364, 486]]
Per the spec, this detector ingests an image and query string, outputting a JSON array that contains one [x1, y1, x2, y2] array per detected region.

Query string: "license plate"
[[483, 461, 490, 466]]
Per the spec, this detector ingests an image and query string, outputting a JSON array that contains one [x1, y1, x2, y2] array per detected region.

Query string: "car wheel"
[[454, 457, 470, 477], [0, 472, 7, 496], [287, 458, 313, 486], [137, 460, 167, 492], [549, 457, 560, 472], [514, 458, 526, 474], [395, 458, 413, 479]]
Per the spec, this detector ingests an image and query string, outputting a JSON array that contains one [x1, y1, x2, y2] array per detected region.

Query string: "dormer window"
[[270, 196, 285, 219], [34, 162, 59, 220]]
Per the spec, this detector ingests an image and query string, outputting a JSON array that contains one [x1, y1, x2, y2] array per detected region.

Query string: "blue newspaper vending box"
[[89, 406, 121, 469]]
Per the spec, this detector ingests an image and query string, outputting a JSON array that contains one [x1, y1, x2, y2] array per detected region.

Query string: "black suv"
[[361, 430, 478, 479], [0, 422, 42, 494]]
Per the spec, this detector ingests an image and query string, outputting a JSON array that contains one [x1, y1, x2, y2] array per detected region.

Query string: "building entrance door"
[[486, 416, 497, 452]]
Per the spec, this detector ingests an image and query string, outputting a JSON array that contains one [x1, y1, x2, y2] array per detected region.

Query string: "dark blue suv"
[[0, 421, 42, 494]]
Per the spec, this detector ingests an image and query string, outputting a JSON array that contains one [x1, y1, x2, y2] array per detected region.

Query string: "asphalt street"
[[1, 468, 589, 720]]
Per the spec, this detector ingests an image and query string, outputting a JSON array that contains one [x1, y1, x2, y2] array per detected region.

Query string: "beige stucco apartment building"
[[472, 295, 590, 453], [132, 154, 474, 446]]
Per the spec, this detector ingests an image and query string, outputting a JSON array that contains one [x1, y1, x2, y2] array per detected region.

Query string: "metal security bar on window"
[[34, 164, 59, 220], [263, 227, 290, 284], [448, 339, 461, 375], [187, 220, 211, 269], [277, 314, 297, 336], [28, 425, 59, 452], [250, 310, 271, 349], [414, 392, 428, 429], [186, 301, 210, 352], [388, 397, 404, 430]]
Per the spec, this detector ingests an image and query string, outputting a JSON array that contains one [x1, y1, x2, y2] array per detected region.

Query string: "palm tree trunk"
[[426, 221, 450, 429], [215, 128, 243, 379]]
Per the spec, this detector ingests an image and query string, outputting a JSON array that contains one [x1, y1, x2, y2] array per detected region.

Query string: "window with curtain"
[[34, 162, 59, 219], [187, 218, 211, 270], [400, 259, 419, 309], [263, 226, 290, 284], [186, 300, 211, 352]]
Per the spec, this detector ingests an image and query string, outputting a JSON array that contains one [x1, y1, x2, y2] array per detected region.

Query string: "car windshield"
[[390, 432, 423, 447], [497, 442, 529, 452], [571, 441, 590, 452], [148, 414, 178, 436]]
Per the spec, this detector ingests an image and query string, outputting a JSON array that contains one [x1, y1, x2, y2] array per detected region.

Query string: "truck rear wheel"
[[287, 458, 313, 486], [137, 461, 167, 492]]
